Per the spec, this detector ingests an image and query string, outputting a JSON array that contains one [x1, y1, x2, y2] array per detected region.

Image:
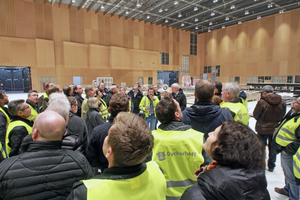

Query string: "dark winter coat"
[[72, 92, 84, 118], [181, 166, 270, 200], [0, 141, 94, 200], [172, 88, 187, 111], [253, 93, 286, 134], [86, 115, 114, 172], [0, 106, 10, 148], [84, 108, 105, 137], [181, 101, 233, 140], [103, 91, 114, 108], [128, 90, 143, 114]]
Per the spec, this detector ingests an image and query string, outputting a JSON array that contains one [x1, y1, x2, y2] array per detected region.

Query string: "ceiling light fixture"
[[165, 19, 169, 23], [100, 4, 104, 9], [194, 18, 198, 22], [159, 8, 163, 13], [136, 3, 141, 7], [225, 16, 229, 21], [125, 10, 129, 14], [195, 26, 199, 30], [268, 4, 273, 8], [211, 12, 215, 16], [208, 28, 211, 32], [178, 13, 182, 17], [245, 10, 249, 15], [72, 0, 75, 3], [222, 25, 225, 29], [174, 1, 178, 5], [238, 21, 242, 24], [181, 23, 184, 27], [230, 5, 235, 9], [257, 16, 261, 19], [194, 7, 198, 11], [146, 15, 150, 19], [213, 0, 218, 3], [209, 21, 213, 25], [279, 10, 284, 14]]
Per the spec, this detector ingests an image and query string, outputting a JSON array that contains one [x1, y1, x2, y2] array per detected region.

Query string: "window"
[[216, 65, 220, 77], [287, 76, 294, 83], [229, 77, 235, 82], [190, 33, 197, 55], [148, 77, 153, 85], [264, 76, 271, 80], [235, 77, 240, 83], [182, 55, 190, 73], [160, 52, 169, 65], [207, 66, 211, 73], [204, 66, 207, 73], [258, 76, 264, 83]]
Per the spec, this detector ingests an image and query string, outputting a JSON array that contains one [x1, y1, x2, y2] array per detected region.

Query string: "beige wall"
[[0, 0, 203, 91], [202, 9, 300, 84]]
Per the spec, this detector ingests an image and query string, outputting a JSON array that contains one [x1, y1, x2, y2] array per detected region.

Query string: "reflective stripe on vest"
[[0, 143, 6, 159], [152, 128, 204, 199], [240, 97, 248, 110], [82, 161, 166, 200], [275, 117, 300, 147], [0, 107, 10, 124], [139, 96, 159, 118], [221, 102, 250, 125], [293, 148, 300, 179], [99, 99, 109, 119], [6, 120, 32, 156], [28, 104, 39, 120]]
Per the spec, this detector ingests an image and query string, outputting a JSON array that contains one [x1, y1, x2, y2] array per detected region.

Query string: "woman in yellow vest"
[[181, 120, 269, 200]]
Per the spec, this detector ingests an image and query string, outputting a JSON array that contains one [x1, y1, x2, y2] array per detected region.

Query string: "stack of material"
[[245, 91, 261, 102]]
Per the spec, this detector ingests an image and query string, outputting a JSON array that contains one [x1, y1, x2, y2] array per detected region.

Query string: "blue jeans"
[[259, 134, 276, 169], [281, 152, 299, 200], [146, 115, 156, 131]]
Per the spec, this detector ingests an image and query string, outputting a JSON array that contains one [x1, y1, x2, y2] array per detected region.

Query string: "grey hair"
[[110, 85, 117, 92], [262, 85, 273, 93], [224, 82, 240, 98], [171, 83, 180, 89], [46, 93, 70, 119], [87, 97, 99, 109]]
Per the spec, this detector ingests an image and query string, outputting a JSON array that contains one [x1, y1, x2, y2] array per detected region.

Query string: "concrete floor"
[[6, 92, 290, 200]]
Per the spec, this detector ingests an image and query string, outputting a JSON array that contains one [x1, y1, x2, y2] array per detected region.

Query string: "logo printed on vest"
[[238, 113, 242, 119], [157, 152, 165, 161]]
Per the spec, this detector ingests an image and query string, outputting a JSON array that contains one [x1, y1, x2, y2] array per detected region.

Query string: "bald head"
[[32, 111, 66, 142]]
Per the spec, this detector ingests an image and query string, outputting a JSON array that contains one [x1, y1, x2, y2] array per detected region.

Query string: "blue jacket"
[[181, 101, 233, 140]]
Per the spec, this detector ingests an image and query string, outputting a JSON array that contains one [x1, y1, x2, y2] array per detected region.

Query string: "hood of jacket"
[[262, 93, 282, 105], [185, 101, 223, 123], [158, 121, 191, 131]]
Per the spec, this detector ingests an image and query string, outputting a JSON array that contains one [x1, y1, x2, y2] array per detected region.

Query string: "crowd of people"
[[0, 79, 299, 200]]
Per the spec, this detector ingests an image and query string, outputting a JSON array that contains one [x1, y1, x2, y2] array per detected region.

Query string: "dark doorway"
[[0, 67, 32, 93], [157, 71, 178, 87]]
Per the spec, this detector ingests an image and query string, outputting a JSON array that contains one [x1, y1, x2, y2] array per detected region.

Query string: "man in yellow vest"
[[293, 146, 300, 186], [81, 86, 95, 119], [152, 94, 204, 199], [220, 82, 250, 125], [0, 90, 10, 151], [95, 89, 109, 120], [272, 97, 300, 199], [26, 90, 40, 120], [38, 82, 54, 109], [6, 99, 33, 157], [68, 112, 166, 200]]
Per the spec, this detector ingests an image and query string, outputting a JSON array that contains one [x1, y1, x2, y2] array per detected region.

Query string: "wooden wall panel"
[[35, 39, 55, 68]]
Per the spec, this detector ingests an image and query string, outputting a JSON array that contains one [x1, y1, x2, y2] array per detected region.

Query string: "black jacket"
[[181, 166, 270, 200], [86, 115, 114, 172], [72, 92, 84, 118], [181, 101, 233, 140], [0, 106, 10, 148], [84, 108, 105, 137], [0, 141, 94, 200], [128, 90, 143, 114], [26, 99, 40, 114], [172, 88, 187, 111], [154, 91, 161, 100], [103, 91, 114, 108], [7, 116, 33, 157], [67, 163, 147, 200], [64, 111, 88, 155]]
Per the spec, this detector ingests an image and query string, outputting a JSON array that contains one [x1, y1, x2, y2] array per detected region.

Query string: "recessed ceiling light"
[[178, 13, 182, 18], [211, 12, 215, 16], [195, 18, 198, 22], [159, 8, 163, 13], [165, 19, 169, 23], [100, 4, 104, 9], [125, 10, 129, 14], [181, 23, 184, 27], [146, 15, 150, 19], [245, 10, 249, 15], [209, 22, 213, 26], [195, 26, 199, 30], [194, 7, 198, 11], [225, 16, 229, 21]]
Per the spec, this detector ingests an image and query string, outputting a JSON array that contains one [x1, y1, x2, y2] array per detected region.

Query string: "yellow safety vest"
[[240, 97, 248, 110], [221, 102, 250, 125], [42, 93, 48, 98], [139, 96, 159, 118], [275, 117, 300, 147], [0, 107, 10, 124], [6, 120, 32, 155], [82, 161, 166, 200], [293, 147, 300, 179], [28, 104, 39, 120], [152, 128, 204, 199], [0, 142, 6, 159], [99, 99, 109, 120]]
